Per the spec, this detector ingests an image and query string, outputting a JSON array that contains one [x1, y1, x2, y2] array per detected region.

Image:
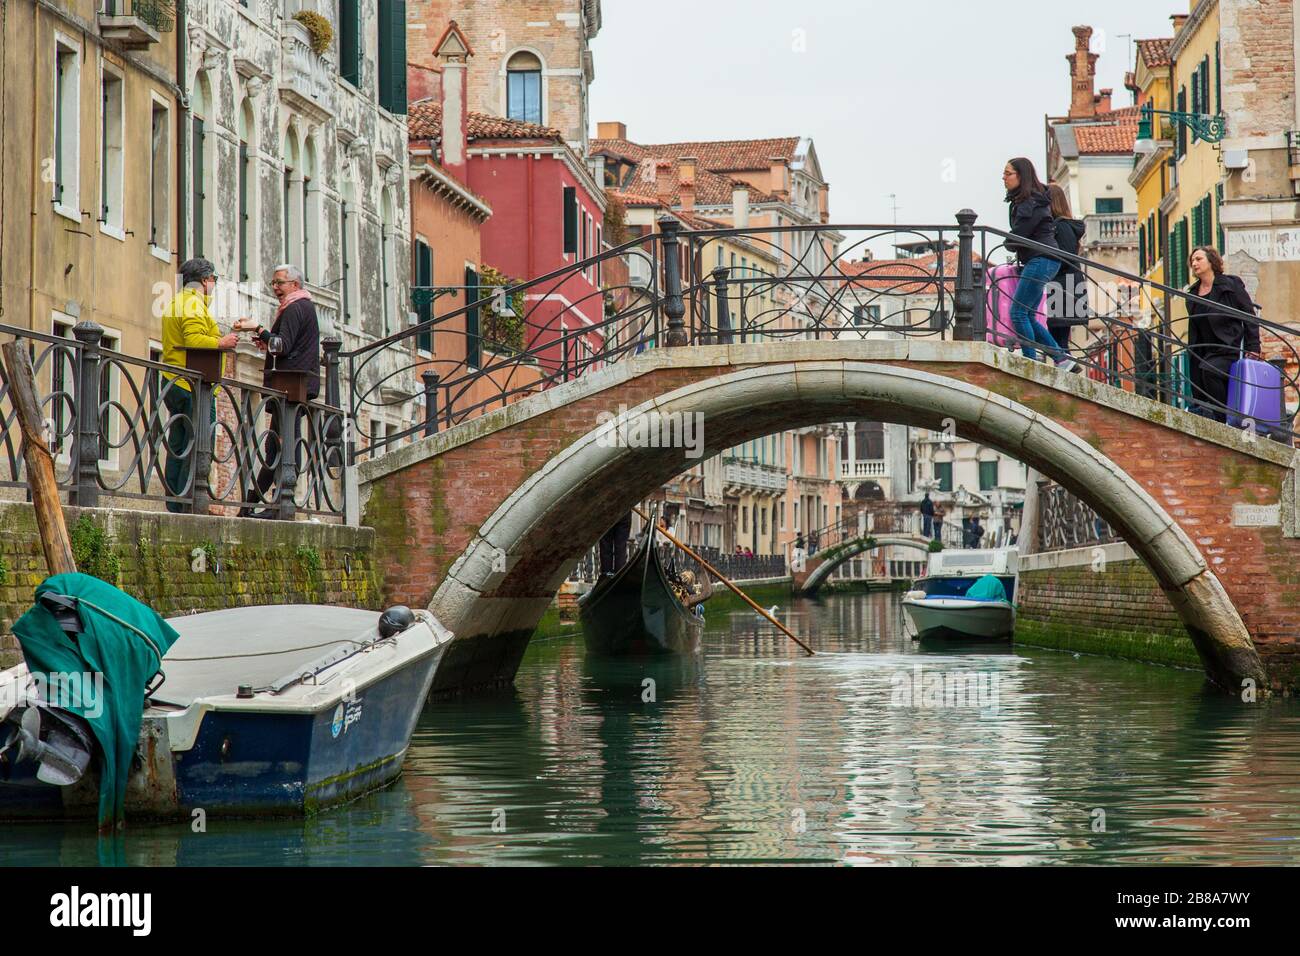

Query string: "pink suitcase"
[[985, 263, 1047, 349]]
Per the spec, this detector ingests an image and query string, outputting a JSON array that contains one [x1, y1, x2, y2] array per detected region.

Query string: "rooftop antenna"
[[887, 193, 901, 225]]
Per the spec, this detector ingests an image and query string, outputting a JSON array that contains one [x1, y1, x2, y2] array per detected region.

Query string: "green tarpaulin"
[[11, 573, 179, 828], [964, 574, 1009, 603]]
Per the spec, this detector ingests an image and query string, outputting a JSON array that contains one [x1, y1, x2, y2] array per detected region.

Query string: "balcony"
[[1084, 213, 1138, 249], [848, 459, 886, 478], [723, 457, 787, 495], [98, 0, 173, 47], [279, 18, 335, 120]]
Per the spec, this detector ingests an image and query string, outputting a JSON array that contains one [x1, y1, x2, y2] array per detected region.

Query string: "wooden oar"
[[2, 341, 76, 575], [632, 507, 814, 656]]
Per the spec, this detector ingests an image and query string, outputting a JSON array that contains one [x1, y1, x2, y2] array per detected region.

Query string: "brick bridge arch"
[[359, 341, 1299, 695], [793, 535, 933, 596]]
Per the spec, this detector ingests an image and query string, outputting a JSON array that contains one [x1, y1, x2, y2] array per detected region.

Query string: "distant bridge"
[[792, 532, 933, 596]]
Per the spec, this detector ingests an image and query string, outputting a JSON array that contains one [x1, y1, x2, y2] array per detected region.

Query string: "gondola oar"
[[632, 507, 814, 657]]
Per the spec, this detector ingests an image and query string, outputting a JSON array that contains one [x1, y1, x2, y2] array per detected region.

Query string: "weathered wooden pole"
[[1, 340, 77, 576]]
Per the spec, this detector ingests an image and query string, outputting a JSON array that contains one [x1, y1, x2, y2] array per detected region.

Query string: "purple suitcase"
[[1226, 357, 1285, 435]]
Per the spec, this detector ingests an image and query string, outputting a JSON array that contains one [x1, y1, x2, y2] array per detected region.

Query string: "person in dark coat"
[[234, 264, 321, 517], [1184, 246, 1260, 422], [920, 492, 934, 538], [1003, 158, 1074, 368], [598, 511, 633, 575], [1044, 184, 1090, 354]]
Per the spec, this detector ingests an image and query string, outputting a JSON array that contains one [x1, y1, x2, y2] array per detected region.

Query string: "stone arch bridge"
[[792, 534, 933, 596], [357, 340, 1300, 695]]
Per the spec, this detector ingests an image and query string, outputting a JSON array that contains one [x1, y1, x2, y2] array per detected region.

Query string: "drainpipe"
[[176, 0, 189, 265]]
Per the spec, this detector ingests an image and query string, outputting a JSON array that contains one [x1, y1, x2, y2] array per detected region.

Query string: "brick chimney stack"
[[597, 121, 628, 140], [654, 160, 674, 204], [732, 184, 750, 228], [1096, 87, 1113, 114], [1068, 25, 1099, 120], [1171, 13, 1189, 33], [678, 156, 697, 214], [768, 156, 789, 200], [434, 22, 473, 184]]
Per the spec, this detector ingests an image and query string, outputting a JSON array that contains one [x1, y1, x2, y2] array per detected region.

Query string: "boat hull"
[[580, 526, 703, 656], [902, 597, 1016, 642], [0, 610, 449, 822]]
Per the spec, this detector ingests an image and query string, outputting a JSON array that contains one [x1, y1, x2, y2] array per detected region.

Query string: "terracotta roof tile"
[[622, 157, 776, 207], [593, 136, 801, 173], [408, 99, 564, 148], [1136, 38, 1173, 69], [836, 249, 981, 295]]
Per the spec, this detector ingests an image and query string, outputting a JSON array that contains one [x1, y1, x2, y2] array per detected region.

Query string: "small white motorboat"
[[902, 548, 1018, 642]]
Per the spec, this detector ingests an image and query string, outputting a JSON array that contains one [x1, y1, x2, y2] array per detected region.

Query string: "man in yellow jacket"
[[160, 258, 237, 512]]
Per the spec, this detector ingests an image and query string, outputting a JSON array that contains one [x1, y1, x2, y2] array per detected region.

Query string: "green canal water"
[[6, 590, 1300, 866]]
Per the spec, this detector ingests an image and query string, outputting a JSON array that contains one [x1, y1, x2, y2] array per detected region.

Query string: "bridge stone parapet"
[[358, 339, 1300, 695]]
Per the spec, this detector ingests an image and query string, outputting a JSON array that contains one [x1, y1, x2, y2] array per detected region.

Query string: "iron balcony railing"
[[0, 323, 346, 518]]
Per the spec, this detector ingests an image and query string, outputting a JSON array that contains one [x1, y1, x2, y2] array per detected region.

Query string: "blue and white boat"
[[0, 604, 452, 821], [902, 548, 1019, 642]]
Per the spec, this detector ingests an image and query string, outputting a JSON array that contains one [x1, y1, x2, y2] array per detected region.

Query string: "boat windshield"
[[919, 576, 1016, 601]]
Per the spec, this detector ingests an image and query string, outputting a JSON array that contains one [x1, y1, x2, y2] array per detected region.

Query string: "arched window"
[[237, 98, 255, 282], [302, 135, 318, 283], [380, 186, 396, 335], [282, 127, 301, 267], [191, 75, 214, 258], [505, 51, 542, 124]]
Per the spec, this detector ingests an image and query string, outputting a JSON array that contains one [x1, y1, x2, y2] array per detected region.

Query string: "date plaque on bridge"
[[1231, 503, 1280, 528]]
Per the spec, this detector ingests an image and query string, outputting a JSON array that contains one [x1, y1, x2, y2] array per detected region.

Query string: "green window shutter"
[[1139, 224, 1147, 273], [377, 0, 407, 114], [978, 460, 997, 492], [415, 241, 433, 351], [192, 115, 205, 257], [1215, 42, 1222, 114], [1202, 56, 1211, 119], [340, 0, 361, 87], [465, 266, 480, 370], [1216, 183, 1225, 251], [1176, 87, 1187, 157], [562, 186, 577, 254]]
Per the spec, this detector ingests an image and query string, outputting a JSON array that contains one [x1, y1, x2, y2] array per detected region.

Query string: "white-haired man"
[[233, 264, 320, 517]]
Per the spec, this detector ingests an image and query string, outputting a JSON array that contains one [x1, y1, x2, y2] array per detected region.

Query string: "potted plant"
[[292, 10, 334, 56]]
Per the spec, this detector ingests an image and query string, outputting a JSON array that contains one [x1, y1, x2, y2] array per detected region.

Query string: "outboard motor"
[[0, 705, 94, 787], [377, 605, 416, 638]]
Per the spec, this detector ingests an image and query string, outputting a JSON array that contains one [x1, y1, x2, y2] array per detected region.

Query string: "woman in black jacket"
[[1044, 184, 1089, 352], [1185, 245, 1260, 422], [1003, 158, 1074, 368]]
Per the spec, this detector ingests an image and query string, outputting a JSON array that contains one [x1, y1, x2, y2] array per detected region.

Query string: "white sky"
[[589, 0, 1179, 255]]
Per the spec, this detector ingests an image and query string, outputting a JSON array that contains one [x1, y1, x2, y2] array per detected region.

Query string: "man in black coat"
[[234, 264, 321, 517]]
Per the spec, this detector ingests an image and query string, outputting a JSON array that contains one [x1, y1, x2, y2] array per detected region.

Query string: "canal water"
[[6, 590, 1300, 866]]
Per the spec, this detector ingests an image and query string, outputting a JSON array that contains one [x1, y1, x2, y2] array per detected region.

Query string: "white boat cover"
[[150, 605, 381, 707]]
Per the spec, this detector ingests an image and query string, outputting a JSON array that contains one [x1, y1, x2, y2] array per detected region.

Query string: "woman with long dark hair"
[[1044, 183, 1089, 352], [1002, 158, 1075, 369], [1185, 245, 1260, 421]]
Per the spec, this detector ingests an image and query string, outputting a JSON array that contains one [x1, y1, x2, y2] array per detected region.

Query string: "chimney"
[[434, 22, 473, 183], [654, 159, 674, 204], [1067, 25, 1099, 120], [597, 121, 627, 141], [1171, 13, 1188, 34], [732, 184, 750, 228], [678, 156, 697, 214], [1096, 87, 1113, 113], [818, 183, 829, 224], [768, 156, 789, 200]]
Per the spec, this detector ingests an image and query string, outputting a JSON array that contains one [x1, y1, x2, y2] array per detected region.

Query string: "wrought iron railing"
[[0, 323, 345, 519], [1035, 479, 1119, 552], [340, 210, 1300, 462]]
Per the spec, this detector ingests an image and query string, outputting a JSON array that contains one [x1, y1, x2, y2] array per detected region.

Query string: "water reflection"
[[4, 591, 1300, 866]]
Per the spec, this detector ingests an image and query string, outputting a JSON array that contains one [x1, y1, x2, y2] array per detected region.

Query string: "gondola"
[[579, 510, 705, 656]]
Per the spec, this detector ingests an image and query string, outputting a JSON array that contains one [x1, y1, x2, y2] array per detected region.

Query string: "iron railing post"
[[659, 217, 688, 346], [952, 209, 977, 341], [422, 370, 440, 436], [70, 321, 103, 508], [711, 266, 732, 345], [275, 397, 298, 521], [191, 376, 214, 514], [322, 337, 342, 466]]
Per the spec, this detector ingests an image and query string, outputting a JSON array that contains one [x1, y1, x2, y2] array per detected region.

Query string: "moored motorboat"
[[0, 602, 452, 822], [902, 548, 1018, 643], [579, 512, 705, 656]]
